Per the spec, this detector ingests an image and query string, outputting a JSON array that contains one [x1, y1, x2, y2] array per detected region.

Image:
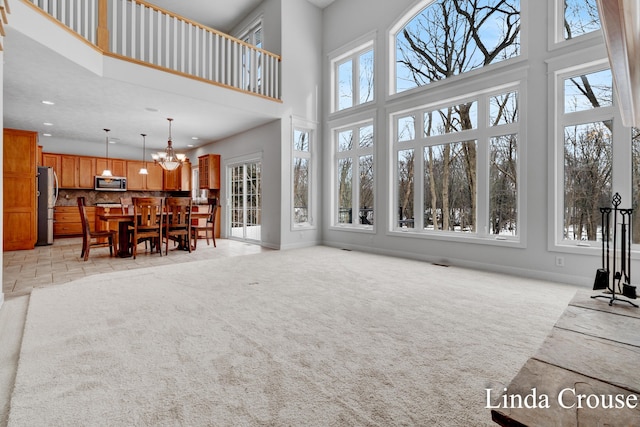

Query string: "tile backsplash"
[[56, 189, 181, 207]]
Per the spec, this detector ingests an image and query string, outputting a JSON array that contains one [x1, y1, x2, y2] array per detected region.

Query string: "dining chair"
[[120, 197, 133, 214], [77, 197, 117, 261], [164, 197, 192, 254], [191, 197, 219, 249], [130, 197, 164, 259]]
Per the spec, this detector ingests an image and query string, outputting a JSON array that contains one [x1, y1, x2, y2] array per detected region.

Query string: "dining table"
[[98, 210, 211, 258]]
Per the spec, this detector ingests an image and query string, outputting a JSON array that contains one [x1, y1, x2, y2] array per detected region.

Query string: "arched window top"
[[393, 0, 521, 94]]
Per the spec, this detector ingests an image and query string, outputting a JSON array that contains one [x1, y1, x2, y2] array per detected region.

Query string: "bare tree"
[[397, 0, 519, 231]]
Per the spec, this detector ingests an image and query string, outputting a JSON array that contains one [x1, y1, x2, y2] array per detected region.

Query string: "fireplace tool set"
[[592, 193, 638, 307]]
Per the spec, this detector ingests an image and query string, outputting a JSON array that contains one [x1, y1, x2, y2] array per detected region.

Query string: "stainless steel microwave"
[[95, 176, 127, 191]]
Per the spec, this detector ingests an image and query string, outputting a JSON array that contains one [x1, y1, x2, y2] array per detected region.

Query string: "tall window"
[[394, 0, 520, 93], [332, 42, 375, 112], [239, 21, 263, 92], [394, 87, 520, 238], [335, 122, 375, 227], [559, 67, 613, 242], [293, 128, 312, 226]]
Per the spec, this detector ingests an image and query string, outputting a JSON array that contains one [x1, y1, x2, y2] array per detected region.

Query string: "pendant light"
[[139, 133, 148, 175], [152, 118, 186, 171], [101, 128, 113, 177]]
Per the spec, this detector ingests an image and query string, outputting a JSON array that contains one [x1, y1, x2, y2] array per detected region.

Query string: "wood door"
[[59, 155, 79, 188], [78, 156, 96, 188], [42, 153, 61, 176], [181, 160, 192, 191], [111, 159, 126, 177], [198, 154, 220, 189], [126, 161, 145, 190], [96, 158, 125, 176], [146, 163, 164, 190], [163, 167, 180, 191], [3, 129, 37, 250]]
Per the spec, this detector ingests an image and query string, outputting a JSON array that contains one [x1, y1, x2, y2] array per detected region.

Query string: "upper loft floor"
[[2, 0, 325, 159], [27, 0, 280, 100], [27, 0, 282, 102]]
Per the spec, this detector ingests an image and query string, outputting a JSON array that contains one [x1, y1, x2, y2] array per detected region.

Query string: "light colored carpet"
[[8, 246, 578, 426]]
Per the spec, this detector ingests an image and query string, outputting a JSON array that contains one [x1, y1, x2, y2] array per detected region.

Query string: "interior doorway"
[[229, 161, 262, 242]]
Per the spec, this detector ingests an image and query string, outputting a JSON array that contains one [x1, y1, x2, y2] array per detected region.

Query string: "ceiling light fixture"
[[152, 118, 186, 171], [101, 128, 113, 177], [139, 133, 148, 175]]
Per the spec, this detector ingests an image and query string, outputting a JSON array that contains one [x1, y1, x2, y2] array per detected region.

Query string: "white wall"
[[320, 0, 606, 286], [191, 120, 283, 249], [208, 0, 323, 250]]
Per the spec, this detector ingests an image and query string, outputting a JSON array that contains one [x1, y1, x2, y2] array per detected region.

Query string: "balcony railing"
[[25, 0, 281, 101]]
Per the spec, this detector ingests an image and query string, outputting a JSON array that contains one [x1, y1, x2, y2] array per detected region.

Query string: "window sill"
[[386, 229, 524, 248]]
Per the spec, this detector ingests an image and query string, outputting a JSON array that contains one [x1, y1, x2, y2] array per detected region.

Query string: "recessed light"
[[187, 144, 194, 147], [43, 122, 53, 126], [145, 107, 158, 112], [43, 133, 52, 137], [41, 100, 55, 105], [191, 136, 199, 140]]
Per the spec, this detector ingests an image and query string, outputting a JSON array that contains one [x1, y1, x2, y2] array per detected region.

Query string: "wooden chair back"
[[192, 197, 218, 248], [78, 196, 91, 239], [166, 197, 192, 230], [120, 197, 133, 214], [205, 198, 218, 225], [77, 197, 116, 261], [165, 197, 193, 253], [132, 197, 163, 230], [131, 197, 164, 259]]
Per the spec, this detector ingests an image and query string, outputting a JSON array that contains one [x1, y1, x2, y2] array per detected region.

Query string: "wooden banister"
[[96, 0, 108, 51]]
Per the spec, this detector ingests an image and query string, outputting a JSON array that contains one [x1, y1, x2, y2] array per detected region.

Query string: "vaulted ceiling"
[[2, 0, 334, 156]]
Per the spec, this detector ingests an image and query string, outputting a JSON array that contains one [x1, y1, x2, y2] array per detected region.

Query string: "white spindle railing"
[[32, 0, 97, 43], [26, 0, 281, 101]]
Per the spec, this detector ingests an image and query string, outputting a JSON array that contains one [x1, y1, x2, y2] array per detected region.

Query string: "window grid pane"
[[564, 0, 601, 40], [398, 149, 415, 228], [490, 134, 518, 236], [293, 157, 309, 224], [422, 141, 477, 233], [338, 158, 353, 224], [564, 69, 612, 114], [359, 49, 374, 105], [489, 91, 519, 126], [338, 60, 353, 111], [359, 155, 374, 225], [563, 121, 612, 241]]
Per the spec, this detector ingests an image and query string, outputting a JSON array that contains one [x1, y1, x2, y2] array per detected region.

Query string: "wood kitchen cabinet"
[[42, 153, 61, 175], [54, 205, 96, 237], [96, 158, 126, 177], [58, 155, 96, 189], [146, 163, 164, 190], [126, 161, 145, 190], [3, 128, 37, 250], [164, 160, 191, 191], [125, 161, 163, 190], [198, 154, 220, 190], [78, 156, 96, 188]]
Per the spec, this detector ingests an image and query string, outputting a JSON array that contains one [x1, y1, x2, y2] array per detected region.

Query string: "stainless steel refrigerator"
[[36, 166, 58, 246]]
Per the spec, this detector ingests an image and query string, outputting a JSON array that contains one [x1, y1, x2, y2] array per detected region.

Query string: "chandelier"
[[152, 118, 186, 171], [139, 133, 148, 175], [101, 128, 113, 177]]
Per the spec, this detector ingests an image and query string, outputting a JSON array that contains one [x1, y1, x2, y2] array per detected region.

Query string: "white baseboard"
[[321, 240, 590, 288]]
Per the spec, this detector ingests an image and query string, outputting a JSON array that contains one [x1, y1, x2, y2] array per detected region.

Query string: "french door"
[[229, 161, 262, 242]]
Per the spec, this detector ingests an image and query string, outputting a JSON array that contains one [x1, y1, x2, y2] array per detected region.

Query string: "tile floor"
[[2, 237, 270, 296]]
